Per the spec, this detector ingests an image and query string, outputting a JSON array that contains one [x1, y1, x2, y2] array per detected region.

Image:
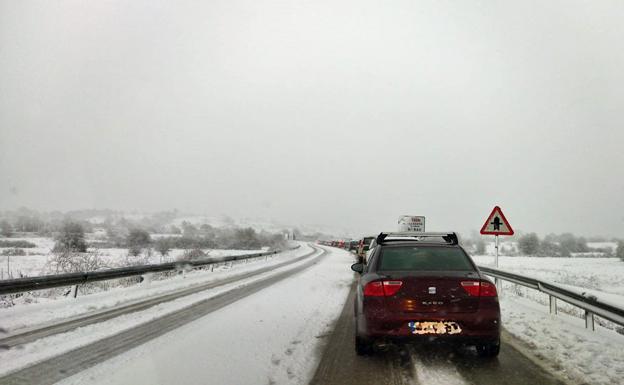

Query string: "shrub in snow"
[[0, 220, 13, 237], [123, 250, 153, 266], [518, 233, 540, 255], [128, 245, 143, 257], [178, 248, 206, 261], [1, 248, 26, 256], [0, 240, 36, 248], [126, 228, 151, 248], [537, 240, 568, 258], [44, 250, 108, 274], [155, 238, 171, 260], [617, 241, 624, 261], [54, 222, 87, 253]]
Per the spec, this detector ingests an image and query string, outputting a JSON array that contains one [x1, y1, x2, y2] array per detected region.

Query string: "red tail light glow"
[[363, 281, 384, 296], [479, 281, 498, 297], [460, 281, 481, 296], [363, 280, 403, 297], [382, 281, 403, 296], [461, 281, 497, 297]]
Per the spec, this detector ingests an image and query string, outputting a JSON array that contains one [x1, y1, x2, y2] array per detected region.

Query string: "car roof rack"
[[376, 232, 459, 245]]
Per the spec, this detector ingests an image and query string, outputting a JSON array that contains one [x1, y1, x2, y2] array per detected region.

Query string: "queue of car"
[[319, 231, 501, 358]]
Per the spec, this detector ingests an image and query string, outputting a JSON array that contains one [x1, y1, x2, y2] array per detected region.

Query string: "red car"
[[350, 232, 500, 357]]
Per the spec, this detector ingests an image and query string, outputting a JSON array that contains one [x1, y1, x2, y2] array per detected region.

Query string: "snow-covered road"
[[308, 282, 566, 385], [4, 244, 621, 385], [49, 245, 354, 385]]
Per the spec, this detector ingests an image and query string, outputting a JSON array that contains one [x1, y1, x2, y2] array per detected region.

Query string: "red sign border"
[[480, 206, 514, 236]]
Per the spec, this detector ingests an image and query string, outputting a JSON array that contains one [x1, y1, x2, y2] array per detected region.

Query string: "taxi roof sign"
[[480, 206, 514, 236], [398, 215, 425, 232]]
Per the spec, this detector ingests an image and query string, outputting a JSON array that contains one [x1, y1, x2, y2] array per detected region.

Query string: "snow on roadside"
[[473, 254, 624, 384], [472, 255, 624, 298], [0, 244, 323, 377], [0, 243, 311, 332], [57, 246, 355, 385], [552, 283, 624, 309], [0, 234, 267, 278], [501, 296, 624, 385]]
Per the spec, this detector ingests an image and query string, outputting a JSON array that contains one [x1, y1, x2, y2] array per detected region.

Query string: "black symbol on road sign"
[[480, 206, 514, 236], [491, 216, 503, 230]]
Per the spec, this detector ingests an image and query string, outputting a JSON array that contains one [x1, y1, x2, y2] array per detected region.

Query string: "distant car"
[[356, 236, 375, 263], [351, 232, 500, 357]]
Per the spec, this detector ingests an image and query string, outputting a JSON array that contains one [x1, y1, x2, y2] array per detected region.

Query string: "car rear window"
[[378, 246, 474, 271]]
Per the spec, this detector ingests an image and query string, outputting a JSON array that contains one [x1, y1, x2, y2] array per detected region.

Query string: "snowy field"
[[472, 254, 624, 385], [472, 255, 624, 301], [0, 236, 266, 279]]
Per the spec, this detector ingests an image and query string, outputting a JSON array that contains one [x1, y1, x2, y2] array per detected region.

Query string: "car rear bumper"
[[357, 312, 501, 340]]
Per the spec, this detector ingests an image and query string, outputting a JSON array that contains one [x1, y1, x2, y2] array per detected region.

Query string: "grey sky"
[[1, 0, 623, 237]]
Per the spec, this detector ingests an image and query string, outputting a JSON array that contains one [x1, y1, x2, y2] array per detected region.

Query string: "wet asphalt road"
[[310, 281, 569, 385]]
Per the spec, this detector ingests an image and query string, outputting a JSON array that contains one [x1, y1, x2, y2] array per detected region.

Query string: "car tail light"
[[363, 281, 384, 296], [382, 281, 403, 296], [363, 280, 403, 297], [461, 281, 481, 296], [461, 281, 497, 297], [479, 281, 497, 297]]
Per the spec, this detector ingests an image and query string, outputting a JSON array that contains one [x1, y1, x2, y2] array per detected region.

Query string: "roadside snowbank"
[[501, 295, 624, 385], [473, 255, 624, 298]]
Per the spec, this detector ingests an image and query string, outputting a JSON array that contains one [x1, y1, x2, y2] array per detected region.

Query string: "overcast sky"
[[1, 0, 623, 237]]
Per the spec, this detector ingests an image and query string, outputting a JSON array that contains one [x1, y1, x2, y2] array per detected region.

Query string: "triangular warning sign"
[[480, 206, 514, 235]]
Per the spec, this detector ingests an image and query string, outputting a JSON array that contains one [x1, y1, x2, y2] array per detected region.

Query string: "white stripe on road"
[[409, 353, 469, 385]]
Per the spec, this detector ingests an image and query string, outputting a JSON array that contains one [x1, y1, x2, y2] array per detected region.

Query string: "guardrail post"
[[549, 295, 557, 315], [585, 310, 595, 331]]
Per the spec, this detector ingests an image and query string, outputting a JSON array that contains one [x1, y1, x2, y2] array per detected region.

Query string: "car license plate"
[[408, 321, 462, 335]]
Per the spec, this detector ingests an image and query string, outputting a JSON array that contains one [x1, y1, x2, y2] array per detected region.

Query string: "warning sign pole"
[[480, 205, 514, 292], [495, 235, 499, 268]]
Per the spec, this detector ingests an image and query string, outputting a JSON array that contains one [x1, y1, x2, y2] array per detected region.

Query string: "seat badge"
[[428, 286, 436, 294]]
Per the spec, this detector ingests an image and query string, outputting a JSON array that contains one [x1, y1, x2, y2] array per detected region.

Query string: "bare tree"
[[45, 251, 107, 274], [0, 220, 12, 238], [54, 222, 87, 252], [155, 238, 171, 263], [617, 241, 624, 261]]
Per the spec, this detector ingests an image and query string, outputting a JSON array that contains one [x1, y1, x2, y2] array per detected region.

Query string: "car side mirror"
[[351, 263, 364, 274]]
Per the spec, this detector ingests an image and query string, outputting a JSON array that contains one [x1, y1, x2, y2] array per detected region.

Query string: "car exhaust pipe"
[[374, 340, 390, 351]]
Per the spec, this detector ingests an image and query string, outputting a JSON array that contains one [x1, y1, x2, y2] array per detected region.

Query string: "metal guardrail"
[[478, 265, 624, 331], [0, 246, 299, 296]]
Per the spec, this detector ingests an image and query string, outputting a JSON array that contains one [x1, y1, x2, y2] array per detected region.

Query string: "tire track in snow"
[[407, 346, 468, 385], [0, 246, 318, 349], [311, 272, 570, 385], [0, 246, 326, 385]]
